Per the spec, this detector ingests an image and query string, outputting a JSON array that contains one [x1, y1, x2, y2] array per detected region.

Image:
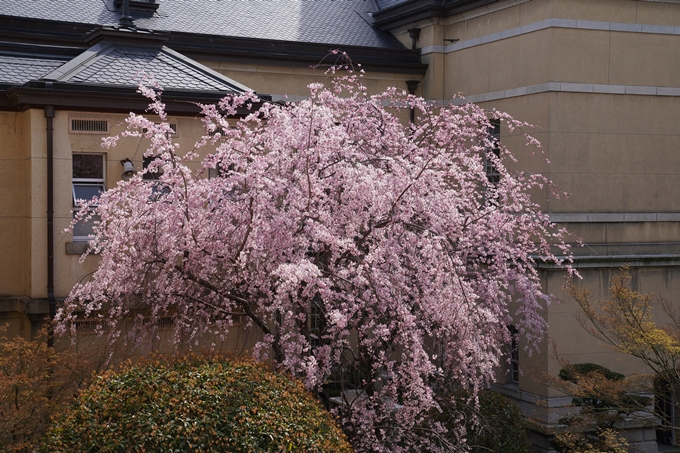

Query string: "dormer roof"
[[42, 40, 248, 94]]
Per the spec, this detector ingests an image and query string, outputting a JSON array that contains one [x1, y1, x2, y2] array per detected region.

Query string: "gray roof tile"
[[0, 0, 403, 49], [0, 55, 66, 85], [42, 42, 249, 92], [374, 0, 410, 10]]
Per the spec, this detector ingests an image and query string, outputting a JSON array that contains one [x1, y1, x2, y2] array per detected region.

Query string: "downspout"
[[406, 80, 420, 124], [45, 105, 56, 347]]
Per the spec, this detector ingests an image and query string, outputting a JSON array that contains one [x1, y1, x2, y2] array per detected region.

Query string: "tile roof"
[[0, 55, 66, 85], [0, 0, 403, 49], [374, 0, 411, 10], [43, 42, 249, 92]]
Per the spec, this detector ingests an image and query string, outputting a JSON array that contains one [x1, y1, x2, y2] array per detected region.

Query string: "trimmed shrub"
[[558, 363, 624, 383], [42, 357, 353, 453], [557, 363, 646, 410]]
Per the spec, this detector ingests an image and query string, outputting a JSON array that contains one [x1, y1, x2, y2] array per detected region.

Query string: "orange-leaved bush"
[[42, 356, 353, 453], [0, 325, 106, 453]]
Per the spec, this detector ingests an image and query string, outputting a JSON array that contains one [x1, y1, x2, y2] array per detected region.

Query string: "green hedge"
[[42, 357, 353, 453]]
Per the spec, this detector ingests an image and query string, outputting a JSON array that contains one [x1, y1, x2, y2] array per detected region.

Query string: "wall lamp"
[[121, 158, 135, 180]]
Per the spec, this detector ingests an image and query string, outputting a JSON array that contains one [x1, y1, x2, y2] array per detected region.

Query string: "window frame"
[[72, 153, 106, 242], [142, 155, 162, 181], [485, 119, 501, 185], [309, 298, 326, 349]]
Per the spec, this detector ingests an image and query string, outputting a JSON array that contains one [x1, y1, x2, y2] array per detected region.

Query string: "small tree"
[[58, 71, 572, 452], [570, 269, 680, 388], [559, 269, 680, 451], [546, 361, 651, 453]]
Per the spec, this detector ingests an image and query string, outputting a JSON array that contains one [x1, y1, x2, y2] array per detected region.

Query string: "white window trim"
[[72, 154, 106, 242]]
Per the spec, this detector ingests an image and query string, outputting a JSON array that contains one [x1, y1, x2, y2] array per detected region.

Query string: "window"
[[508, 325, 519, 383], [142, 155, 161, 180], [72, 154, 105, 203], [72, 154, 105, 241], [310, 300, 323, 332], [142, 316, 175, 331], [485, 119, 501, 184], [208, 162, 235, 179], [310, 299, 326, 349], [73, 318, 108, 334], [655, 377, 676, 445]]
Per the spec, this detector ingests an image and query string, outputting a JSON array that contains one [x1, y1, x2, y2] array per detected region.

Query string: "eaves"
[[166, 32, 427, 76], [0, 15, 95, 47], [0, 82, 266, 116]]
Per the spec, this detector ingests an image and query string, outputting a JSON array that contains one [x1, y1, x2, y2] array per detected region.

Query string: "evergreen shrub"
[[428, 389, 529, 453], [42, 356, 353, 453], [469, 390, 530, 453], [558, 363, 624, 383]]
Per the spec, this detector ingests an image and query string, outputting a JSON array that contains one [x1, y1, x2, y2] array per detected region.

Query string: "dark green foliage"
[[559, 363, 624, 384], [469, 390, 530, 453], [41, 357, 353, 453], [429, 390, 529, 453]]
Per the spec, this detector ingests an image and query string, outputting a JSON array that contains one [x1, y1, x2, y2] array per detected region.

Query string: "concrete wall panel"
[[609, 32, 680, 87]]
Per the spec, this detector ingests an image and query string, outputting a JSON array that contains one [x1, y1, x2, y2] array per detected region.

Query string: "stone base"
[[491, 384, 660, 453]]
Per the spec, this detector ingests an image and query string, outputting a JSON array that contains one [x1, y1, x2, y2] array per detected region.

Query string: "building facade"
[[1, 0, 679, 451]]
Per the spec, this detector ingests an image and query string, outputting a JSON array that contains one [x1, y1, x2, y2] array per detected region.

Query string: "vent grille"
[[70, 118, 109, 134]]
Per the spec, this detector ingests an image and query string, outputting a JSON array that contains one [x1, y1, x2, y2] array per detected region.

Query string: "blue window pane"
[[73, 184, 104, 204]]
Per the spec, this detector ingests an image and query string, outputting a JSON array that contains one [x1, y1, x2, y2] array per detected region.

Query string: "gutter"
[[2, 84, 268, 116]]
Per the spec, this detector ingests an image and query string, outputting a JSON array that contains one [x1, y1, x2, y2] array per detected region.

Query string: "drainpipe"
[[407, 28, 420, 50], [406, 80, 420, 124], [45, 105, 56, 347]]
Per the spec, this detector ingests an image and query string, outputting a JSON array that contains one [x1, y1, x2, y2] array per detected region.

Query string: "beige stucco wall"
[[201, 62, 424, 99], [391, 0, 680, 98], [0, 111, 30, 298], [542, 265, 680, 397], [0, 107, 263, 349], [51, 110, 221, 299], [492, 264, 680, 399], [386, 0, 680, 228], [479, 91, 680, 215], [0, 108, 230, 302], [385, 0, 680, 401], [393, 0, 680, 215]]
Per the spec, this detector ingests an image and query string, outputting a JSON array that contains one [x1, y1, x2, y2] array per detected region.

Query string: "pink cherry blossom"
[[58, 74, 573, 452]]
